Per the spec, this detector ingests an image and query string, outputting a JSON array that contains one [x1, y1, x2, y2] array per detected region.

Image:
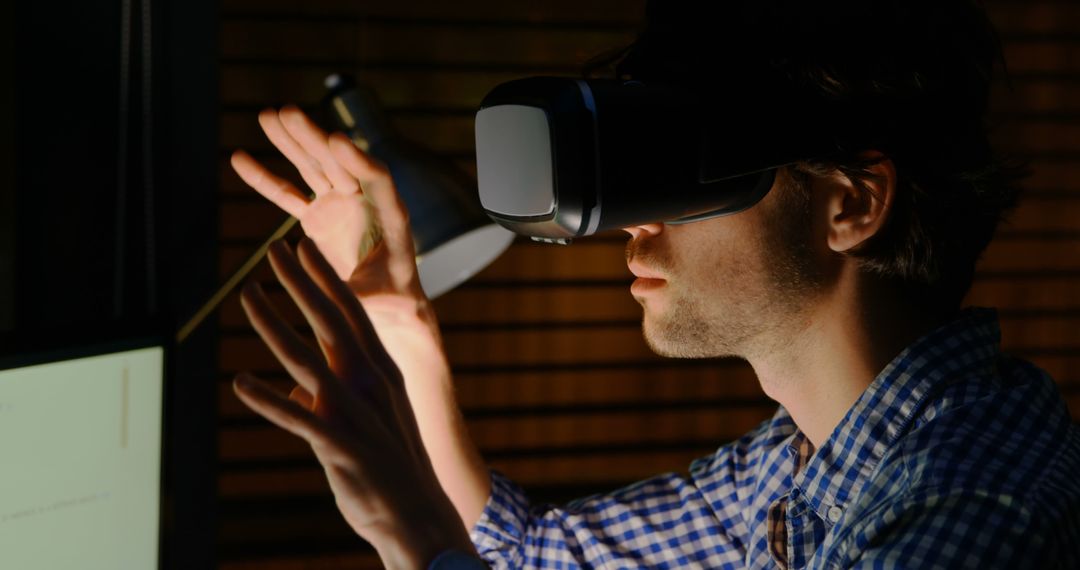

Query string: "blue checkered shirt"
[[468, 307, 1080, 568]]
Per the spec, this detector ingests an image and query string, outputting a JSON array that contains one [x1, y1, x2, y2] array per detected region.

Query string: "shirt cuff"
[[468, 469, 531, 563]]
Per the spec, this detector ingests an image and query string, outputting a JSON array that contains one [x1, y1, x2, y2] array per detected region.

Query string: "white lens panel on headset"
[[475, 104, 556, 218]]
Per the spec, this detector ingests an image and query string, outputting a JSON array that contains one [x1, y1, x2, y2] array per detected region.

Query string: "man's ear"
[[824, 151, 896, 254]]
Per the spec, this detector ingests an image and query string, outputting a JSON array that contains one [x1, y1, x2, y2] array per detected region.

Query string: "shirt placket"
[[766, 434, 816, 569]]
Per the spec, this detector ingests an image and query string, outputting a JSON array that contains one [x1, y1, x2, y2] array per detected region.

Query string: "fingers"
[[328, 133, 413, 248], [279, 105, 360, 196], [295, 237, 393, 366], [289, 385, 315, 409], [230, 149, 309, 218], [265, 240, 364, 375], [240, 279, 334, 398], [233, 373, 336, 449], [295, 237, 429, 462], [259, 107, 333, 196]]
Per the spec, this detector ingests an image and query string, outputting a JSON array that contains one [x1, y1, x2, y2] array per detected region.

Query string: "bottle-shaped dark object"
[[322, 73, 514, 298]]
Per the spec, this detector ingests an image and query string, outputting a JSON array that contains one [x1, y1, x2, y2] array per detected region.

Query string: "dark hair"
[[582, 0, 1028, 314]]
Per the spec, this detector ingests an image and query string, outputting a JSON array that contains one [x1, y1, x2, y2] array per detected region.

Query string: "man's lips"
[[627, 260, 667, 296], [627, 260, 666, 281]]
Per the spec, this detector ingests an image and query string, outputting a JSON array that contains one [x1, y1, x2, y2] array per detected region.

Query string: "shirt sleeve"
[[468, 468, 742, 569], [841, 489, 1064, 569]]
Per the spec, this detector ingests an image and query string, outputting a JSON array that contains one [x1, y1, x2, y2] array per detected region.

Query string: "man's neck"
[[748, 273, 947, 449]]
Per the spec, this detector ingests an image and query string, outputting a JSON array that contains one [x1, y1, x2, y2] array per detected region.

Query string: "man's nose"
[[621, 223, 664, 239]]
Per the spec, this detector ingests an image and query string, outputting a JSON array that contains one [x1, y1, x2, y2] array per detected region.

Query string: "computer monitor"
[[0, 338, 164, 569]]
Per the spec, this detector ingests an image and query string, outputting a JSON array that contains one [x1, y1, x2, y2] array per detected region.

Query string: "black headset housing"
[[474, 76, 830, 242]]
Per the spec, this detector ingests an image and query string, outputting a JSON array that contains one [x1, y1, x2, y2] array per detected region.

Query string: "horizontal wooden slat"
[[218, 0, 1080, 36], [220, 0, 648, 24], [978, 238, 1080, 272], [1003, 41, 1080, 75], [998, 316, 1080, 349], [964, 277, 1080, 309], [1025, 355, 1080, 382], [221, 112, 476, 154], [1015, 158, 1080, 194], [1001, 196, 1080, 234], [219, 506, 356, 546], [220, 66, 544, 109], [1026, 159, 1080, 193], [986, 3, 1080, 36], [990, 79, 1080, 115], [992, 120, 1080, 156], [221, 20, 636, 67]]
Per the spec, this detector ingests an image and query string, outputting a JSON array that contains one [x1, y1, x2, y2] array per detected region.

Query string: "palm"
[[297, 191, 377, 281]]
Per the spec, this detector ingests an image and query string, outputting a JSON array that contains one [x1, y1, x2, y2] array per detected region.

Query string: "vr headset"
[[474, 76, 834, 243]]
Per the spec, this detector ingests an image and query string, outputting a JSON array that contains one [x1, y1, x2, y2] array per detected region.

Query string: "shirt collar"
[[789, 306, 1003, 523]]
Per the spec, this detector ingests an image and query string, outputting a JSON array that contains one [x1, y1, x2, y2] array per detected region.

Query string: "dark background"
[[1, 1, 1078, 569], [1, 0, 13, 332]]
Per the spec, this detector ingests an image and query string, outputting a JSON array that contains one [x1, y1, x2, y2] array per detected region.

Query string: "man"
[[229, 0, 1080, 567]]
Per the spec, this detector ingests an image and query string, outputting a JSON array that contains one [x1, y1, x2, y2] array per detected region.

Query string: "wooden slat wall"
[[214, 1, 1080, 567]]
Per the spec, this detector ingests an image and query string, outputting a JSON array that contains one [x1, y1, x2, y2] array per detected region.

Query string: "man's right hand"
[[229, 105, 492, 532]]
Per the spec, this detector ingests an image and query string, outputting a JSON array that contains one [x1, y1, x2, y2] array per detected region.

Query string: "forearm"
[[403, 354, 492, 531], [374, 296, 492, 530]]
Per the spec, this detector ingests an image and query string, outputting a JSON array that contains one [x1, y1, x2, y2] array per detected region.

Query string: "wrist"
[[369, 503, 476, 570]]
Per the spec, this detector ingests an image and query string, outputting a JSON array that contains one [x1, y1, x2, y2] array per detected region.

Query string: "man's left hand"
[[232, 237, 476, 569]]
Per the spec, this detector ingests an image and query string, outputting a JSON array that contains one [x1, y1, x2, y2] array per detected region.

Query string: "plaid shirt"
[[468, 307, 1080, 568]]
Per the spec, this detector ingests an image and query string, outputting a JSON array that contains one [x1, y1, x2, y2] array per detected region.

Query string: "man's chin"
[[640, 308, 741, 360], [640, 313, 690, 358]]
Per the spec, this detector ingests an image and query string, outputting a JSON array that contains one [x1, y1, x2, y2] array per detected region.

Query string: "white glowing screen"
[[0, 345, 163, 569]]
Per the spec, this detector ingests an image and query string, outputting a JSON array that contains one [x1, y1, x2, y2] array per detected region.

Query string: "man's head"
[[588, 0, 1026, 357]]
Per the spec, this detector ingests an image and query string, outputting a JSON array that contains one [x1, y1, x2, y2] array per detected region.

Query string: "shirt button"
[[827, 506, 843, 523]]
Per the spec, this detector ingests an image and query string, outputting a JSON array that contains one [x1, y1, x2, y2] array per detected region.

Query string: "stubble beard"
[[633, 181, 821, 360], [639, 251, 789, 359]]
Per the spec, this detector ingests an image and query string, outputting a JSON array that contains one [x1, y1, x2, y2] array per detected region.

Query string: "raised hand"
[[230, 106, 422, 300], [233, 238, 474, 569]]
